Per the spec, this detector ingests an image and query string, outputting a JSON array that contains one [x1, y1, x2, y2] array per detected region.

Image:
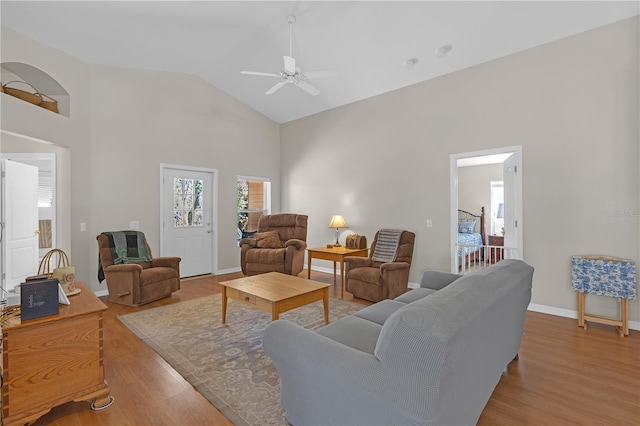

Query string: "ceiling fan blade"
[[241, 71, 281, 78], [296, 80, 320, 96], [283, 56, 296, 74], [300, 70, 337, 80], [265, 81, 286, 95]]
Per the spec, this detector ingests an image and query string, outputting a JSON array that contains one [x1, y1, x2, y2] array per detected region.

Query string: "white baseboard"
[[527, 303, 640, 331], [94, 289, 109, 297], [216, 267, 242, 275]]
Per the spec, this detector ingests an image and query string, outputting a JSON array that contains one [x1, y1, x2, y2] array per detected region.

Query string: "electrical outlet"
[[130, 221, 139, 229], [80, 222, 86, 232], [427, 219, 432, 228]]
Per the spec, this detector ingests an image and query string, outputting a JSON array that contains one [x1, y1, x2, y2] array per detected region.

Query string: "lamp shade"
[[496, 203, 505, 219], [328, 214, 348, 229]]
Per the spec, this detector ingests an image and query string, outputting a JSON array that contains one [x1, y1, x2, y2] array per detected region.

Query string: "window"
[[490, 181, 504, 235], [173, 177, 204, 227], [237, 176, 271, 241]]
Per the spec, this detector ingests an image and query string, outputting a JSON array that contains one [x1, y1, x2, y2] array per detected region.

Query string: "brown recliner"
[[240, 214, 308, 276], [344, 230, 415, 302], [97, 232, 181, 307]]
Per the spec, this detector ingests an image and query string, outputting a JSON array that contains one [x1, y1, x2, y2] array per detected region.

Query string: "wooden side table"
[[307, 246, 368, 298], [1, 283, 113, 425], [487, 235, 504, 264]]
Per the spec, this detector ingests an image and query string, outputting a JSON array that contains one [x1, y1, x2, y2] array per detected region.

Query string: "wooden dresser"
[[487, 235, 505, 264], [1, 282, 112, 425]]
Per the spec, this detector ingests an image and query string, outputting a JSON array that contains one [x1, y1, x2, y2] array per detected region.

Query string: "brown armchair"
[[97, 232, 181, 307], [240, 214, 308, 276], [344, 230, 415, 302]]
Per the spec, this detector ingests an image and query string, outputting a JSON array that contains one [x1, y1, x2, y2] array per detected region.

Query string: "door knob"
[[35, 229, 41, 235]]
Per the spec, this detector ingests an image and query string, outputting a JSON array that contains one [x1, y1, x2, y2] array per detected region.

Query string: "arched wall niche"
[[1, 62, 70, 117]]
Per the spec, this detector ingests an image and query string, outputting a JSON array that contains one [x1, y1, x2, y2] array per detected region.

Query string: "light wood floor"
[[34, 271, 639, 425]]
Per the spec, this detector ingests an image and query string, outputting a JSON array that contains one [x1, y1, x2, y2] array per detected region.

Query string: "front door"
[[1, 159, 39, 291], [161, 165, 215, 277]]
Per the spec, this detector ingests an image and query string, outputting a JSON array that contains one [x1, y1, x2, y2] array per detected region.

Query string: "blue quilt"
[[458, 232, 483, 257]]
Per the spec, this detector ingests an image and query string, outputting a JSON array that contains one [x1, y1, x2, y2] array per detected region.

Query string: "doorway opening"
[[0, 152, 56, 259], [450, 146, 523, 273]]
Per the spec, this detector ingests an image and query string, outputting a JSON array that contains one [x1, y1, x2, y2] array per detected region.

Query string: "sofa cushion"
[[353, 299, 406, 325], [394, 287, 438, 303], [255, 231, 282, 248], [245, 247, 285, 264], [420, 270, 462, 290], [348, 266, 381, 285], [316, 316, 382, 354], [140, 266, 178, 286]]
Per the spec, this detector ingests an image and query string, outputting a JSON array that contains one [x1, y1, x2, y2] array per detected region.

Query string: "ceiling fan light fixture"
[[239, 14, 336, 96], [404, 57, 419, 69], [436, 45, 453, 58]]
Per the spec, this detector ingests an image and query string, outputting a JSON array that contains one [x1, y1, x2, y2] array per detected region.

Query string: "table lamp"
[[328, 215, 348, 246]]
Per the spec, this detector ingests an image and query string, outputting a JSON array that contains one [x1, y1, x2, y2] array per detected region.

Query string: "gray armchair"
[[240, 213, 308, 276], [344, 230, 415, 302]]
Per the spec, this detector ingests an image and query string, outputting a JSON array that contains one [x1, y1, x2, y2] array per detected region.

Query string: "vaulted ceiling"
[[2, 1, 638, 123]]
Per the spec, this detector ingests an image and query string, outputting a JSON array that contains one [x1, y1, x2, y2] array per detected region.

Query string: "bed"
[[458, 207, 486, 266]]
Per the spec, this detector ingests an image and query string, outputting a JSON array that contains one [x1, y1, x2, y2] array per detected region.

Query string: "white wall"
[[281, 18, 639, 322], [1, 27, 281, 291], [89, 65, 280, 276], [1, 26, 92, 284]]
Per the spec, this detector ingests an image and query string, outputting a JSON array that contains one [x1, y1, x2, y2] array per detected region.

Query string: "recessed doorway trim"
[[450, 146, 523, 273]]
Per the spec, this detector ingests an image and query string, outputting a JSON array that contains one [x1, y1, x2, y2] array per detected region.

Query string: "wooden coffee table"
[[219, 272, 331, 324]]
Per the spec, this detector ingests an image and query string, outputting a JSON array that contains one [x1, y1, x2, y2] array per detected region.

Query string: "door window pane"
[[173, 177, 204, 227]]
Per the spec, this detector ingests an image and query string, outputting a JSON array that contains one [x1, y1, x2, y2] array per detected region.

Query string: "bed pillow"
[[458, 221, 476, 234], [255, 231, 282, 248]]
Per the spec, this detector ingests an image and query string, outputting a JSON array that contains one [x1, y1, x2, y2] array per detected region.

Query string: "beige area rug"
[[118, 294, 364, 426]]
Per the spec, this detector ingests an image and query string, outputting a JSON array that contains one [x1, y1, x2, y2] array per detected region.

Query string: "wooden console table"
[[1, 282, 113, 425], [307, 246, 368, 298]]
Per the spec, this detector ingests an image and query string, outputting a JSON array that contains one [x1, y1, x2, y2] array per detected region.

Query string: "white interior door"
[[161, 165, 215, 277], [1, 159, 39, 291], [502, 152, 523, 259]]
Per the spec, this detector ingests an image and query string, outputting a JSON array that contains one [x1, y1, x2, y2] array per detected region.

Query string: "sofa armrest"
[[263, 320, 402, 425], [103, 264, 143, 303], [104, 264, 143, 274], [380, 261, 410, 273], [151, 256, 181, 270], [344, 256, 372, 270], [284, 238, 306, 251], [420, 270, 462, 290], [240, 238, 257, 248]]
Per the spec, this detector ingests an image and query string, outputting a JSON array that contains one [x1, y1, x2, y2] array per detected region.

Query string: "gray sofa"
[[263, 259, 534, 426]]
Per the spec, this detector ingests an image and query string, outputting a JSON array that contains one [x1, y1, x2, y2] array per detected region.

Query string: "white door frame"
[[450, 146, 523, 273], [159, 163, 218, 275]]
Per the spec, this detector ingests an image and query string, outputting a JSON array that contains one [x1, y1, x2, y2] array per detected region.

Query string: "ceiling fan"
[[241, 15, 337, 96]]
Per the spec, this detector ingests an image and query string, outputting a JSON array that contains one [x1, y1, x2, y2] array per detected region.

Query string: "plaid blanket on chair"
[[98, 231, 152, 282], [371, 229, 403, 263]]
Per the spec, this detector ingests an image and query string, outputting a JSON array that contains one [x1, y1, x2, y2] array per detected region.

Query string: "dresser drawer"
[[227, 288, 256, 305]]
